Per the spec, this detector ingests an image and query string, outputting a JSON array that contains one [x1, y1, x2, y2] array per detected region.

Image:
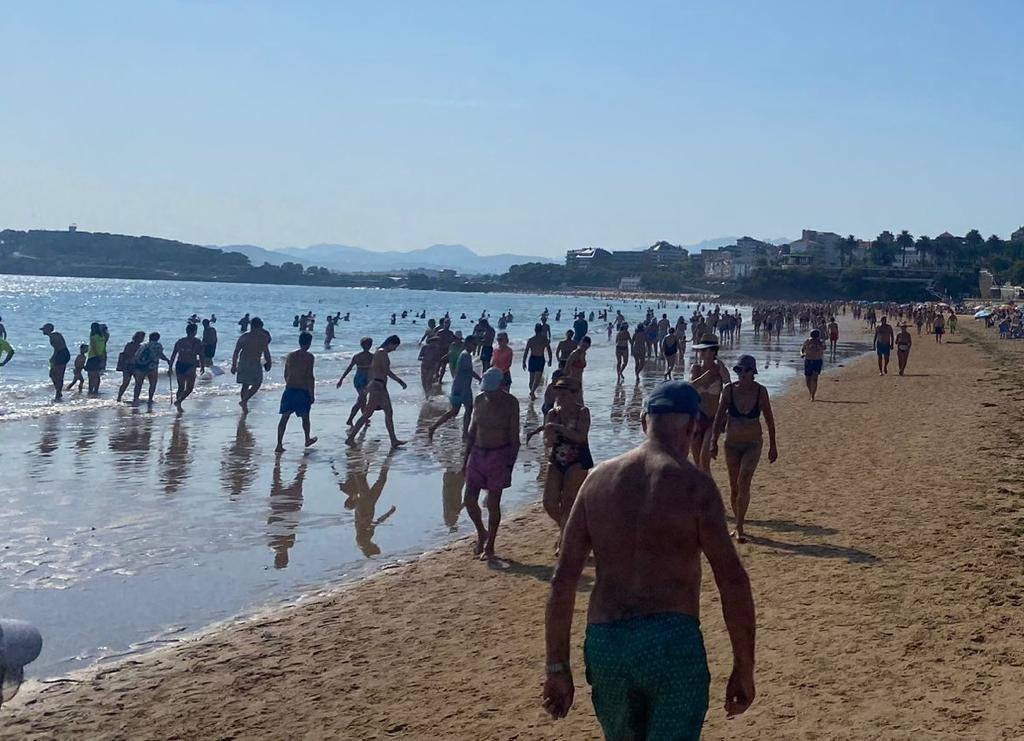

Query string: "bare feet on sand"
[[731, 530, 748, 544]]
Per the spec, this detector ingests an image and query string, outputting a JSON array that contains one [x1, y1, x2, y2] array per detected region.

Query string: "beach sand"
[[4, 319, 1024, 739]]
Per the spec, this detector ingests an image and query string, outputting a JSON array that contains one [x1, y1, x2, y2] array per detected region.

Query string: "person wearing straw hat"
[[710, 355, 778, 543], [0, 618, 43, 709], [689, 332, 731, 472]]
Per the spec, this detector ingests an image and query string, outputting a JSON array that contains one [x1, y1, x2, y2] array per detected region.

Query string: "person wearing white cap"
[[0, 619, 43, 708], [461, 367, 519, 560], [710, 355, 778, 543], [689, 333, 731, 472]]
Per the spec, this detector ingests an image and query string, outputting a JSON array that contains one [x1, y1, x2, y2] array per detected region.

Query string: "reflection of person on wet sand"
[[442, 467, 465, 532], [268, 458, 308, 568], [334, 451, 394, 557], [159, 414, 191, 496], [222, 416, 257, 499]]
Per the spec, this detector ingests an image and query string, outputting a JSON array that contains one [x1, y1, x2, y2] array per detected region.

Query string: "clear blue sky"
[[2, 1, 1021, 256]]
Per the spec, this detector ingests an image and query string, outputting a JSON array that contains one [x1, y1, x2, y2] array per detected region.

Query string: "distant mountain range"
[[217, 243, 558, 275], [217, 237, 792, 275]]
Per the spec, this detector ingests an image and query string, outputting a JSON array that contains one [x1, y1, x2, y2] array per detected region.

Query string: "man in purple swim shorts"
[[463, 367, 520, 561]]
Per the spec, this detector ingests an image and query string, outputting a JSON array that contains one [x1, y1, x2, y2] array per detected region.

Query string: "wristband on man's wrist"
[[546, 662, 571, 674]]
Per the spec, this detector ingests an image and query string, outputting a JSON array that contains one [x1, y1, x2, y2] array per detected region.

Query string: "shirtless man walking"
[[555, 330, 576, 372], [523, 323, 552, 400], [827, 316, 840, 361], [40, 323, 71, 401], [275, 331, 318, 453], [232, 317, 273, 413], [346, 334, 408, 448], [800, 329, 826, 401], [873, 316, 895, 376], [169, 323, 205, 410], [462, 367, 520, 560], [614, 323, 630, 381], [542, 380, 755, 738]]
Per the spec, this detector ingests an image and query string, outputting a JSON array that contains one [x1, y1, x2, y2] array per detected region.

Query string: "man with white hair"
[[542, 380, 756, 739], [462, 367, 520, 560]]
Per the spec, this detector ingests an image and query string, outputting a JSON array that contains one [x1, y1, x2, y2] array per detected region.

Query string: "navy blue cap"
[[645, 381, 702, 416]]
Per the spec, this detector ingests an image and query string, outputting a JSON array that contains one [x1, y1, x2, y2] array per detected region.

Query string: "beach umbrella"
[[975, 310, 993, 318]]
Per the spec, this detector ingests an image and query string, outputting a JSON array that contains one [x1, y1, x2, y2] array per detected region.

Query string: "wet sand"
[[2, 301, 865, 680], [7, 318, 1024, 739]]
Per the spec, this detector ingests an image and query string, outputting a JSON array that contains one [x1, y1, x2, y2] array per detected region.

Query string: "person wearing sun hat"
[[542, 378, 756, 736], [710, 355, 778, 544], [689, 333, 731, 472]]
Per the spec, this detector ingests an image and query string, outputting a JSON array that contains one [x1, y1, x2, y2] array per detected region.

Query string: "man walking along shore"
[[543, 380, 756, 739]]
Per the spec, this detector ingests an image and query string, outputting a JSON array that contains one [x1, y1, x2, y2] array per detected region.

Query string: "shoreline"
[[17, 322, 1024, 737], [4, 317, 870, 689]]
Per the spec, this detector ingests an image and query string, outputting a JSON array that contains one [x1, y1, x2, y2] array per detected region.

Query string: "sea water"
[[0, 275, 871, 678]]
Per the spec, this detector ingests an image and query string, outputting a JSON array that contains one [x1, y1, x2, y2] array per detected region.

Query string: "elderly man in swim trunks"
[[543, 380, 756, 738], [40, 323, 71, 401], [232, 317, 273, 413], [873, 316, 895, 376], [462, 367, 520, 560], [800, 329, 826, 401], [346, 334, 408, 449]]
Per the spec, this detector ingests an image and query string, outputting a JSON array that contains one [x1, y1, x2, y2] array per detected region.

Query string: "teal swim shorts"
[[585, 612, 710, 740]]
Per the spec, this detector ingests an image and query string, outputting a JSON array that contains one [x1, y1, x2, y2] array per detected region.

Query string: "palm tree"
[[964, 229, 983, 266], [896, 230, 914, 268], [839, 235, 857, 267], [916, 235, 933, 266]]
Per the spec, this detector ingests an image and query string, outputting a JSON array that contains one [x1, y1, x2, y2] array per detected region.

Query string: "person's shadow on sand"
[[499, 559, 595, 592], [745, 534, 880, 564]]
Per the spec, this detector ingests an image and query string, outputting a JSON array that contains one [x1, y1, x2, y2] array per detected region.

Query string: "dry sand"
[[4, 319, 1024, 740]]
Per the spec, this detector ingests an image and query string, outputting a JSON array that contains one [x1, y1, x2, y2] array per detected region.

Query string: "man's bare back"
[[370, 348, 391, 382], [566, 443, 727, 623]]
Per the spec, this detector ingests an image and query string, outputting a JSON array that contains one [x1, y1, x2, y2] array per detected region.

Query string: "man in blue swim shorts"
[[800, 329, 826, 401], [275, 332, 318, 453], [873, 316, 895, 376], [543, 380, 756, 739]]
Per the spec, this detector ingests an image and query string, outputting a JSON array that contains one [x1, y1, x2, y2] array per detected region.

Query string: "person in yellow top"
[[0, 336, 14, 368], [86, 322, 107, 395]]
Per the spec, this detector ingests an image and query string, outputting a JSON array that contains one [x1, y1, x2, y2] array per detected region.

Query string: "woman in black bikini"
[[526, 376, 592, 550], [710, 354, 778, 543]]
